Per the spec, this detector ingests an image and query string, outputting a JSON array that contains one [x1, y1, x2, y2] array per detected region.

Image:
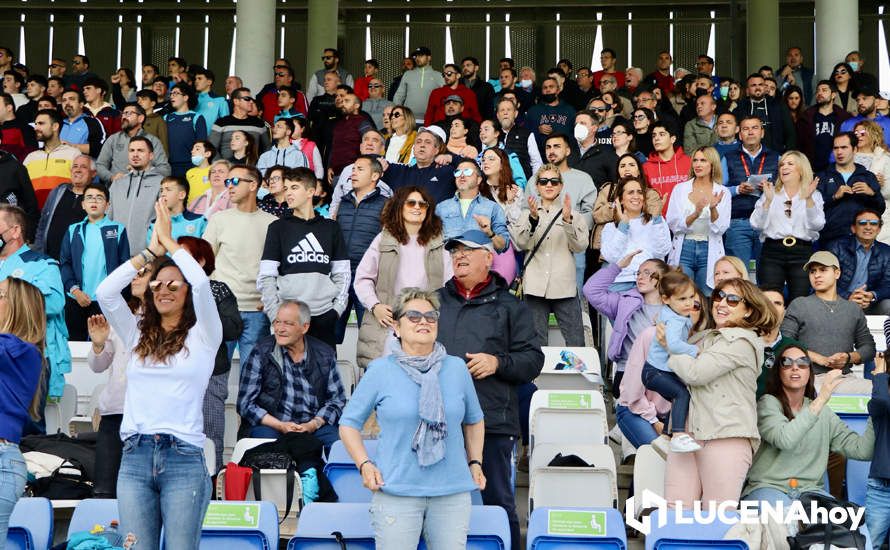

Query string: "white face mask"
[[573, 124, 590, 142], [519, 79, 532, 88]]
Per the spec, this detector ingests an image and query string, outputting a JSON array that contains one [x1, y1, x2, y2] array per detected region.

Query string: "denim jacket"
[[435, 192, 510, 253]]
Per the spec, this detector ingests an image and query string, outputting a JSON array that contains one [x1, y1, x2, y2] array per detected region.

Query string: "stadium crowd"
[[0, 41, 890, 549]]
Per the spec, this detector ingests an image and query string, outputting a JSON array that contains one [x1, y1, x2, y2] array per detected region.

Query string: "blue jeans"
[[723, 217, 761, 268], [574, 251, 585, 294], [117, 434, 211, 550], [249, 424, 340, 451], [678, 239, 711, 293], [743, 486, 832, 537], [615, 405, 659, 448], [866, 478, 890, 549], [0, 443, 27, 545], [641, 363, 691, 435], [227, 311, 271, 365], [369, 490, 471, 550]]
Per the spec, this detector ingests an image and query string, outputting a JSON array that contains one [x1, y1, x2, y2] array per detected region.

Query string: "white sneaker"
[[609, 424, 624, 445], [669, 434, 702, 453]]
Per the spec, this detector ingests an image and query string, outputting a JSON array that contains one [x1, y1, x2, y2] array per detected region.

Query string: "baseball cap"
[[418, 125, 447, 144], [444, 94, 464, 104], [445, 230, 496, 253], [412, 46, 432, 57], [880, 91, 890, 101], [803, 251, 840, 271]]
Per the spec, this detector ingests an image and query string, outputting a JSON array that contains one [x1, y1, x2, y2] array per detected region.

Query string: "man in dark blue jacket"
[[828, 209, 890, 315], [818, 132, 885, 249], [732, 73, 795, 153], [381, 126, 461, 205], [334, 155, 387, 343]]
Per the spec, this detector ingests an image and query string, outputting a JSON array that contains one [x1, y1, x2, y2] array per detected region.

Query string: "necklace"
[[817, 296, 838, 314]]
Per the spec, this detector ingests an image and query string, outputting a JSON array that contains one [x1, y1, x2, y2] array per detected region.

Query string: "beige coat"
[[510, 205, 588, 299], [668, 327, 765, 452], [591, 183, 663, 250]]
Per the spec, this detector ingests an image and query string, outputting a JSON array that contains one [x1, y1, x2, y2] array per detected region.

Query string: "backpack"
[[239, 447, 299, 522], [787, 492, 867, 550]]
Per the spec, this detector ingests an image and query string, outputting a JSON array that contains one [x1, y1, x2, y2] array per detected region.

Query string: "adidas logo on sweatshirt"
[[287, 232, 330, 264]]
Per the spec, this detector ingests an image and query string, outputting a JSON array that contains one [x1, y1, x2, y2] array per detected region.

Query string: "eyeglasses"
[[454, 168, 476, 178], [121, 111, 140, 118], [590, 107, 609, 113], [405, 198, 429, 209], [854, 129, 867, 136], [633, 114, 648, 121], [225, 177, 255, 187], [712, 289, 745, 307], [390, 111, 403, 119], [537, 177, 563, 186], [784, 200, 792, 218], [611, 130, 628, 136], [83, 195, 106, 203], [692, 301, 702, 311], [267, 175, 282, 183], [400, 309, 440, 324], [780, 356, 812, 369], [169, 91, 184, 97], [149, 280, 187, 292], [857, 219, 881, 226]]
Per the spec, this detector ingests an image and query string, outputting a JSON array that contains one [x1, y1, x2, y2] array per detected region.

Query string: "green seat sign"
[[828, 395, 870, 414], [202, 502, 261, 529], [547, 509, 606, 536], [547, 392, 593, 409]]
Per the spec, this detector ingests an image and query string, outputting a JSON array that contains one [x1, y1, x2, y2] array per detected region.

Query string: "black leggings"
[[93, 414, 123, 498], [756, 238, 814, 301]]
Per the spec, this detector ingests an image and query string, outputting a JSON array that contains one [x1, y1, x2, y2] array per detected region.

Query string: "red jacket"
[[645, 71, 675, 95], [425, 84, 481, 124], [643, 147, 691, 215], [328, 113, 375, 175], [259, 88, 308, 124], [89, 104, 121, 138], [354, 76, 372, 101]]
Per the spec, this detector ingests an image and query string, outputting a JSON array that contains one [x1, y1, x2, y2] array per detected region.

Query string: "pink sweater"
[[618, 325, 671, 422]]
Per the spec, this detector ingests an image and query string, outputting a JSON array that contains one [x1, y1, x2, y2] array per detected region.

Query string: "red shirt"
[[592, 70, 625, 90], [425, 84, 481, 124], [453, 274, 493, 300]]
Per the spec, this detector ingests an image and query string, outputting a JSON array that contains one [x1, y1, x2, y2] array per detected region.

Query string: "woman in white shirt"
[[96, 201, 222, 550], [852, 120, 890, 244], [600, 176, 672, 291], [666, 146, 731, 293], [384, 106, 417, 164], [749, 151, 824, 300]]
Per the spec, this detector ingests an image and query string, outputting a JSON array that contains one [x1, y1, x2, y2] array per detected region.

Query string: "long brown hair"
[[764, 342, 816, 420], [380, 186, 443, 246], [480, 148, 514, 204], [1, 277, 47, 420], [133, 259, 198, 363], [612, 176, 653, 224], [711, 278, 778, 336]]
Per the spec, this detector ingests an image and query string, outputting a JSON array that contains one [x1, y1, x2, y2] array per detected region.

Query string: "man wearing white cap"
[[379, 125, 465, 204]]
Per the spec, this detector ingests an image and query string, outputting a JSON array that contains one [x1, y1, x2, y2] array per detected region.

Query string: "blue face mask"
[[190, 155, 205, 167], [256, 187, 270, 200], [848, 62, 860, 72]]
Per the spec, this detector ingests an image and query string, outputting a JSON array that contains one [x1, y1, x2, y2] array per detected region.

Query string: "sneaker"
[[669, 434, 702, 453], [651, 434, 671, 460], [609, 424, 624, 445]]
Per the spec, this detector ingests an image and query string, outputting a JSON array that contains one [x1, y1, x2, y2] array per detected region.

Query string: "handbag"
[[510, 212, 562, 299], [787, 491, 867, 550], [223, 461, 253, 501], [27, 459, 93, 499], [239, 450, 298, 523]]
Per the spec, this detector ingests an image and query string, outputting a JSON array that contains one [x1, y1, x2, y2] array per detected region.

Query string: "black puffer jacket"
[[0, 150, 39, 241], [437, 273, 544, 436], [211, 279, 243, 376], [336, 186, 387, 271], [569, 143, 618, 189]]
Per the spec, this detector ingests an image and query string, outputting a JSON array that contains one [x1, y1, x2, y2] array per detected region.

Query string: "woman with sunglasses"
[[86, 259, 156, 498], [632, 108, 656, 157], [660, 278, 778, 509], [513, 163, 589, 346], [96, 201, 221, 549], [385, 106, 417, 164], [258, 165, 292, 218], [188, 159, 233, 218], [749, 151, 824, 300], [852, 120, 890, 243], [354, 186, 452, 369], [480, 147, 523, 280], [832, 62, 858, 115], [340, 288, 485, 549], [0, 278, 48, 545], [741, 341, 873, 536]]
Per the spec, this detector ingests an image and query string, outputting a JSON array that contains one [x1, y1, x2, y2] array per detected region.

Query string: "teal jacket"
[[146, 210, 208, 245]]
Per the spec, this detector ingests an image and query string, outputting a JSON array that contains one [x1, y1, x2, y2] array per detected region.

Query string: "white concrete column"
[[746, 0, 779, 74], [235, 0, 276, 93], [306, 0, 339, 87], [815, 0, 858, 80]]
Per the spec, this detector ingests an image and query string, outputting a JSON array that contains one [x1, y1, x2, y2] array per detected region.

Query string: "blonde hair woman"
[[749, 151, 824, 300], [853, 120, 890, 243], [713, 256, 750, 285], [385, 106, 417, 164]]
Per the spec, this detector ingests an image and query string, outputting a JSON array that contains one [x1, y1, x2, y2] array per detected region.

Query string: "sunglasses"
[[400, 309, 440, 324], [834, 69, 848, 75], [149, 280, 187, 292], [225, 177, 255, 187], [442, 71, 457, 77], [322, 56, 334, 61], [454, 168, 476, 178], [780, 356, 812, 369], [390, 112, 403, 119], [590, 107, 609, 113], [712, 289, 745, 307], [368, 84, 383, 89], [633, 114, 648, 121], [692, 301, 702, 311], [857, 219, 881, 226], [236, 96, 255, 102], [405, 198, 429, 209], [537, 177, 563, 186], [275, 72, 287, 77], [635, 268, 659, 279], [136, 265, 152, 278], [784, 200, 792, 218]]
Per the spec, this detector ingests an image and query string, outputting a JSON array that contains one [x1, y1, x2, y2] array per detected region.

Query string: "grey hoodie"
[[393, 66, 444, 123], [108, 169, 164, 253]]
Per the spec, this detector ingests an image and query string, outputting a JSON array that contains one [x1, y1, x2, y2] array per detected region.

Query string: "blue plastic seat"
[[645, 509, 748, 550], [325, 439, 377, 464], [68, 499, 120, 539], [195, 501, 280, 550], [288, 502, 375, 550], [527, 507, 626, 549], [838, 413, 868, 435], [6, 497, 53, 550], [846, 458, 870, 506]]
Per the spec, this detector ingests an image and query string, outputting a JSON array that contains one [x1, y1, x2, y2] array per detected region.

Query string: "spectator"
[[829, 208, 890, 316], [662, 278, 777, 508], [831, 62, 859, 115], [460, 56, 496, 120], [258, 165, 291, 218], [210, 87, 271, 161], [110, 67, 136, 109], [82, 77, 121, 137], [643, 121, 692, 215], [497, 97, 543, 179], [840, 87, 890, 143], [0, 134, 37, 237], [643, 50, 675, 95], [733, 73, 795, 153], [742, 341, 873, 537], [867, 354, 890, 546], [289, 116, 324, 180], [328, 92, 375, 181], [381, 126, 462, 205], [436, 230, 544, 550], [59, 88, 105, 158], [713, 255, 750, 285], [185, 140, 215, 203], [683, 94, 719, 153], [307, 72, 340, 160], [394, 47, 444, 125], [796, 80, 852, 173], [388, 57, 415, 101], [477, 119, 527, 189], [0, 278, 46, 542], [631, 106, 655, 157], [568, 110, 619, 188], [96, 103, 170, 183], [384, 105, 417, 164], [329, 129, 391, 217], [750, 151, 824, 300], [135, 89, 170, 155], [164, 83, 208, 177], [166, 56, 187, 82], [340, 288, 485, 549], [107, 136, 165, 253], [353, 59, 378, 101], [306, 48, 354, 103], [259, 167, 350, 348], [257, 118, 308, 175], [193, 68, 229, 129], [851, 120, 890, 243], [525, 77, 576, 154], [0, 92, 37, 160], [34, 154, 95, 259], [59, 183, 130, 341], [666, 146, 731, 292], [141, 63, 159, 87], [86, 264, 152, 499], [723, 115, 780, 268], [272, 85, 305, 122], [188, 159, 232, 218], [3, 70, 27, 109], [776, 47, 814, 102], [479, 147, 522, 279], [783, 85, 806, 125], [229, 129, 258, 166], [526, 133, 597, 229], [513, 163, 589, 345], [818, 132, 885, 248], [362, 77, 393, 129], [0, 204, 69, 401], [95, 204, 220, 549], [15, 74, 46, 123], [444, 116, 478, 159], [46, 76, 65, 100], [781, 250, 875, 395], [426, 64, 481, 124], [609, 120, 646, 165], [260, 68, 309, 125], [713, 112, 741, 158]]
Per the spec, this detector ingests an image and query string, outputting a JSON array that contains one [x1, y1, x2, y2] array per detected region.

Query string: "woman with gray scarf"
[[339, 287, 486, 549]]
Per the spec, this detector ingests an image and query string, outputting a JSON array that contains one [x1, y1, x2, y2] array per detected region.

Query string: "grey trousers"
[[524, 294, 585, 347], [202, 372, 229, 473]]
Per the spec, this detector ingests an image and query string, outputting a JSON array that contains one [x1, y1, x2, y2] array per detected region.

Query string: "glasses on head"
[[405, 198, 429, 209], [400, 309, 440, 324], [857, 219, 881, 226], [780, 356, 812, 370], [149, 280, 187, 292], [83, 195, 106, 203], [390, 111, 403, 119], [536, 177, 563, 187], [454, 167, 476, 178], [225, 177, 254, 187], [784, 199, 792, 218], [712, 289, 745, 307]]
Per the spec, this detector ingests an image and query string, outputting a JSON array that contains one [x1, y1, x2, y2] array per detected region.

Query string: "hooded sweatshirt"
[[256, 143, 309, 175], [643, 146, 692, 215], [393, 66, 445, 124], [108, 169, 164, 253]]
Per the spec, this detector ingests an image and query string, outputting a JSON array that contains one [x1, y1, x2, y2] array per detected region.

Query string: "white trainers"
[[669, 433, 702, 453]]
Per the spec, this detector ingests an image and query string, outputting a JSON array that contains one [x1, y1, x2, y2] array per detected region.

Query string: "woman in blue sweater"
[[339, 287, 486, 550], [0, 277, 47, 544]]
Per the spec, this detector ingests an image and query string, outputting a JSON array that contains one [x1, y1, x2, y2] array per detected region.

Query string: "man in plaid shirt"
[[237, 300, 346, 449]]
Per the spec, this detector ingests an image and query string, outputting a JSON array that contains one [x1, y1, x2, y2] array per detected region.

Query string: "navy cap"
[[412, 46, 432, 57], [445, 229, 495, 253]]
